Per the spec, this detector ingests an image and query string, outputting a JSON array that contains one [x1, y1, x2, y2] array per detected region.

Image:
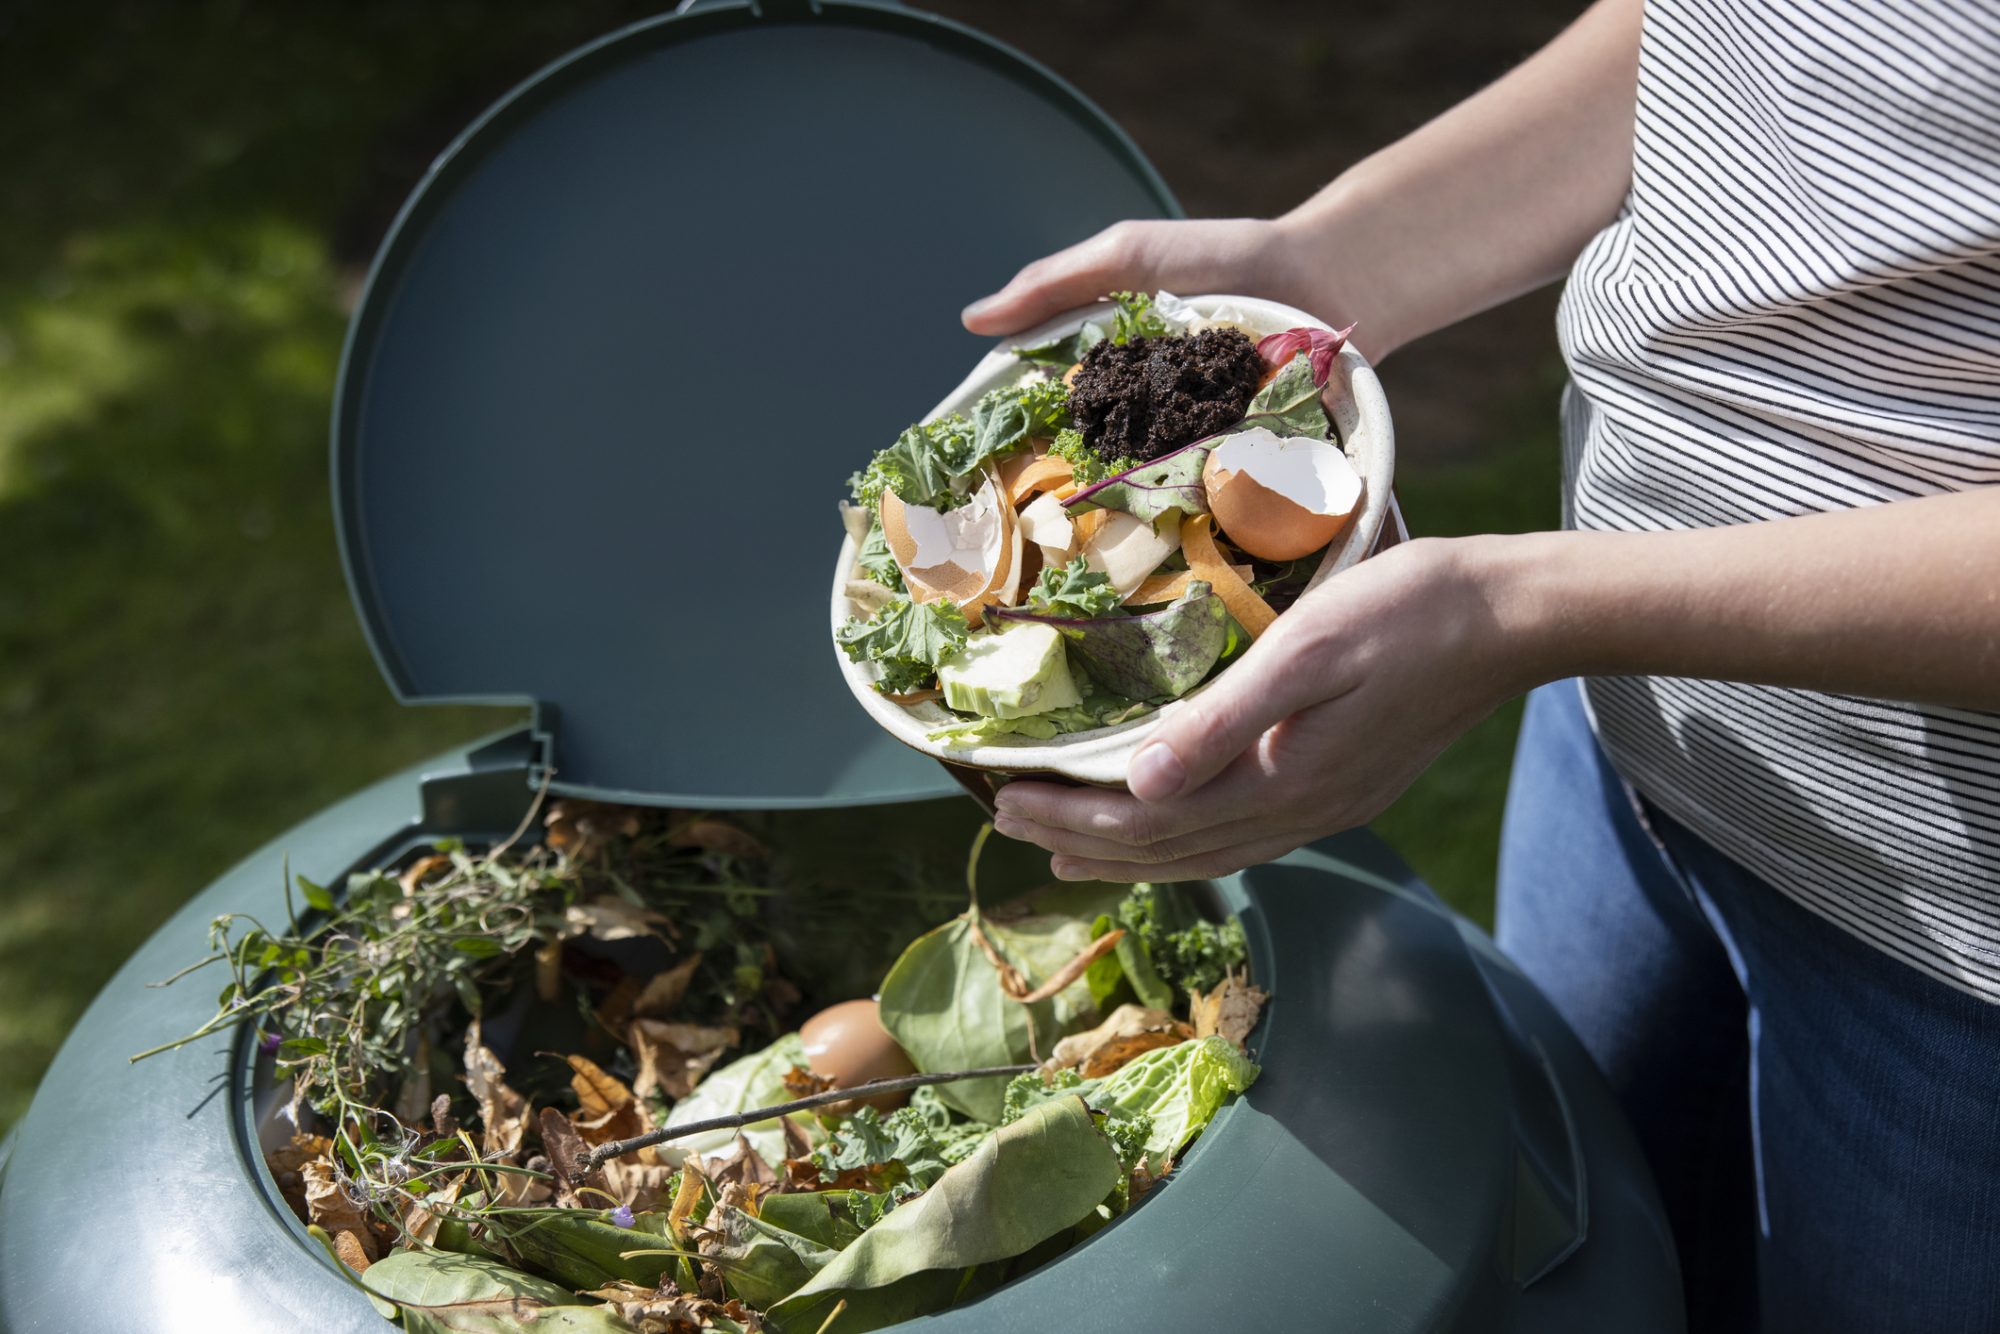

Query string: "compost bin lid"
[[331, 0, 1177, 807]]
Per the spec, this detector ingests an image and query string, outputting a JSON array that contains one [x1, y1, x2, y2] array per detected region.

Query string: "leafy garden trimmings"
[[146, 803, 1266, 1333]]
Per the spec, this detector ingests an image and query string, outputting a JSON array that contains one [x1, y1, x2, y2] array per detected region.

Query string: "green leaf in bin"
[[767, 1097, 1122, 1333], [297, 875, 336, 913], [278, 1037, 328, 1059], [451, 937, 504, 958]]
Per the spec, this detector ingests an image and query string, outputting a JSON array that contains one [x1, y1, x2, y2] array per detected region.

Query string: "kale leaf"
[[1027, 556, 1123, 619], [1048, 428, 1139, 488], [856, 521, 904, 591], [849, 415, 975, 512], [835, 595, 969, 695], [1116, 884, 1248, 996]]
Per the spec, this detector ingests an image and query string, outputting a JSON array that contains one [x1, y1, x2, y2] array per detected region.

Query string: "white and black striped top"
[[1557, 0, 2000, 999]]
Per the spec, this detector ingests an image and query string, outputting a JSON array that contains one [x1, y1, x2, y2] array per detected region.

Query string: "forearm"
[[1480, 489, 2000, 710], [1278, 0, 1643, 359]]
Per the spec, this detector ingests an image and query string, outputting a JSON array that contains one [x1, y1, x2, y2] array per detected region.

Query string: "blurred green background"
[[0, 0, 1576, 1135]]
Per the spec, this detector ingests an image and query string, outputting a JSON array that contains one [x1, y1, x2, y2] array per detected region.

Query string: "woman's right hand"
[[960, 217, 1327, 339]]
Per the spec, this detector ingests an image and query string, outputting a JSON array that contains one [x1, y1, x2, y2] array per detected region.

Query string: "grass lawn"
[[0, 4, 1562, 1137]]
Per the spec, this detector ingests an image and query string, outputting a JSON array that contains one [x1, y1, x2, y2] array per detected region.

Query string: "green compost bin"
[[0, 3, 1684, 1330]]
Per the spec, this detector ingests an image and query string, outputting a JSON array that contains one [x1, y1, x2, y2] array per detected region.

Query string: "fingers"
[[992, 810, 1272, 866], [1046, 835, 1306, 885], [993, 775, 1246, 848], [961, 223, 1148, 335], [1126, 625, 1337, 801]]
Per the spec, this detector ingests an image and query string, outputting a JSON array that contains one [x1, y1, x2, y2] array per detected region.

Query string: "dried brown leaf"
[[539, 1106, 609, 1208], [781, 1065, 836, 1099], [632, 954, 706, 1020], [668, 1159, 705, 1241], [701, 1134, 779, 1192], [565, 898, 672, 943], [545, 800, 643, 859], [400, 1173, 464, 1247], [584, 1278, 765, 1334], [566, 1052, 651, 1152], [629, 1020, 740, 1103], [1045, 1003, 1192, 1078], [331, 1228, 372, 1276], [668, 819, 769, 862], [266, 1133, 332, 1223], [1191, 973, 1269, 1050], [302, 1157, 379, 1267], [398, 853, 453, 897], [462, 1020, 530, 1160], [603, 1159, 683, 1213], [431, 1093, 459, 1138], [780, 1116, 814, 1163]]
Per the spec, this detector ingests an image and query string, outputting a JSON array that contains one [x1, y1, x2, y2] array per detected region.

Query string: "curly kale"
[[850, 415, 975, 512], [811, 1105, 950, 1196], [1101, 1112, 1154, 1176], [1026, 556, 1123, 620], [835, 595, 968, 695], [1001, 1068, 1084, 1125], [1116, 885, 1248, 997], [1047, 428, 1139, 488]]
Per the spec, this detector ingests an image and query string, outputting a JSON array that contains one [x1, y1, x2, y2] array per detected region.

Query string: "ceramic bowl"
[[829, 293, 1395, 788]]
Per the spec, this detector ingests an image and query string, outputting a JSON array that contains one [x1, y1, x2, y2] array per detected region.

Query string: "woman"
[[964, 1, 2000, 1329]]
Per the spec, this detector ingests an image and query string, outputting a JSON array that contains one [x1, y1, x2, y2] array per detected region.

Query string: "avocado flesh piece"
[[937, 623, 1082, 719]]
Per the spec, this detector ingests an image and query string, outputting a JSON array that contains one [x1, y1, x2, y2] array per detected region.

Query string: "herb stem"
[[581, 1063, 1036, 1171]]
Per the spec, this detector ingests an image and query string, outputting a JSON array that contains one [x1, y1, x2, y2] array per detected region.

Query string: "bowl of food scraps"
[[830, 291, 1395, 787]]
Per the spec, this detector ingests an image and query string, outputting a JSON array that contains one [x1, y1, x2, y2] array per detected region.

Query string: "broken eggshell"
[[1202, 428, 1363, 563], [879, 469, 1021, 625], [831, 292, 1394, 787]]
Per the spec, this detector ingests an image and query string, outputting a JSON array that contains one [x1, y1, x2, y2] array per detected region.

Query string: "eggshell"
[[1201, 428, 1362, 562], [880, 471, 1020, 624], [799, 998, 918, 1112]]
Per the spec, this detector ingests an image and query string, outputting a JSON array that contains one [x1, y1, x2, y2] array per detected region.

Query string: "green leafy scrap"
[[849, 416, 975, 512], [767, 1098, 1123, 1334], [1001, 1068, 1083, 1125], [1107, 289, 1173, 344], [964, 378, 1071, 471], [836, 596, 970, 695], [1047, 427, 1139, 488], [811, 1105, 951, 1197], [1026, 556, 1123, 619], [855, 522, 904, 590], [1239, 353, 1333, 440], [1116, 884, 1248, 997]]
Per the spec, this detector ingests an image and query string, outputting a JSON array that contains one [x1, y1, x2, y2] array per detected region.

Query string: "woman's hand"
[[991, 536, 1547, 882], [962, 217, 1348, 343]]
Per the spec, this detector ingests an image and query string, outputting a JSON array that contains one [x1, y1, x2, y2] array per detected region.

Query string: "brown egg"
[[1202, 427, 1362, 562], [799, 998, 918, 1111]]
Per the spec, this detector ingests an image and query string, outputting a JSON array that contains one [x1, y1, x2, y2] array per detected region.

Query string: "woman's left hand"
[[991, 535, 1544, 881]]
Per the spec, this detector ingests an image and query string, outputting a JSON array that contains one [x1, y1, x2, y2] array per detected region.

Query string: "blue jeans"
[[1497, 681, 2000, 1334]]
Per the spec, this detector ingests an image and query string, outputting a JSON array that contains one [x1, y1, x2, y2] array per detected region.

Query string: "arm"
[[963, 0, 1644, 360], [993, 491, 2000, 882]]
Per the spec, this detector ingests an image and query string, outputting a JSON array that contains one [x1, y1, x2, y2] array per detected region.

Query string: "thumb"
[[962, 224, 1150, 336], [1126, 635, 1326, 802]]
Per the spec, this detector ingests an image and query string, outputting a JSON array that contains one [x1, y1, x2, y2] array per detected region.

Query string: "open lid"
[[332, 0, 1177, 807]]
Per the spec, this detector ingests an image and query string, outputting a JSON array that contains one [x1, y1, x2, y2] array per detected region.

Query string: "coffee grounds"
[[1068, 328, 1263, 462]]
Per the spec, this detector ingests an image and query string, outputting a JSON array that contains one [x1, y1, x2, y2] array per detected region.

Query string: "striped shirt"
[[1556, 0, 2000, 999]]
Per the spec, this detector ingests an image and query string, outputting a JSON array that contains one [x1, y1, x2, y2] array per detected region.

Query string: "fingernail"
[[992, 790, 1020, 817], [1051, 858, 1084, 881], [993, 815, 1024, 839], [1128, 743, 1186, 802], [961, 293, 1001, 322]]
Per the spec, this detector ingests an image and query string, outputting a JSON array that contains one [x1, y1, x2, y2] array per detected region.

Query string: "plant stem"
[[580, 1063, 1036, 1171]]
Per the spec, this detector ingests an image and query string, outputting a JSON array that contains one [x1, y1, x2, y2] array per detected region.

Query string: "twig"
[[580, 1063, 1036, 1171]]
